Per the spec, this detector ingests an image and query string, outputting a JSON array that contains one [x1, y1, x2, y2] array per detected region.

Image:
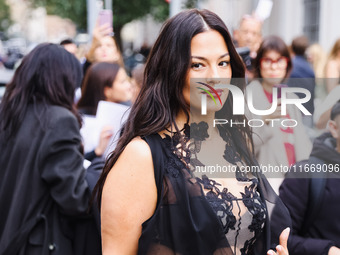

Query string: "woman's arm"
[[101, 137, 157, 255], [41, 111, 90, 215], [85, 20, 113, 63]]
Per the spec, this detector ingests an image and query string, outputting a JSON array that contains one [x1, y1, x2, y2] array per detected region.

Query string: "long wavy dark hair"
[[0, 43, 82, 138], [77, 62, 120, 115], [94, 9, 254, 206]]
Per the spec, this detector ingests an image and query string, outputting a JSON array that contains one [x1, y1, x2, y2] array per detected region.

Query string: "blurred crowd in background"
[[1, 0, 340, 254]]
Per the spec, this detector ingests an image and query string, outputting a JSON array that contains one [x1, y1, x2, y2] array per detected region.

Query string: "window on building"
[[303, 0, 320, 43]]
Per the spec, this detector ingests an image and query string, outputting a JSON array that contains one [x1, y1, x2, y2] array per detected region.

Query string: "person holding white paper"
[[77, 62, 133, 160]]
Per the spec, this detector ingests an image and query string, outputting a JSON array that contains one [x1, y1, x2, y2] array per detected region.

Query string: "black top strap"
[[142, 134, 164, 206]]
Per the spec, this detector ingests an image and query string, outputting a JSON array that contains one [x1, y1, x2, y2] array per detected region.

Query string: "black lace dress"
[[139, 123, 289, 255]]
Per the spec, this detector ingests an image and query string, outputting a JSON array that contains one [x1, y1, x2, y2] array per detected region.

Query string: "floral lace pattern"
[[197, 175, 237, 234], [160, 122, 267, 254]]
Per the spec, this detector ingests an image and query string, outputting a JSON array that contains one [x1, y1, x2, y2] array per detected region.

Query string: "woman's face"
[[183, 30, 232, 113], [259, 50, 288, 84], [94, 36, 120, 63], [104, 68, 133, 103]]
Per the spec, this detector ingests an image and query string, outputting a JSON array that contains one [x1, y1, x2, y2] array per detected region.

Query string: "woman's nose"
[[270, 62, 279, 69], [205, 67, 220, 85]]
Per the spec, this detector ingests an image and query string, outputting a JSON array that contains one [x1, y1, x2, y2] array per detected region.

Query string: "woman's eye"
[[219, 61, 230, 67], [191, 63, 203, 69]]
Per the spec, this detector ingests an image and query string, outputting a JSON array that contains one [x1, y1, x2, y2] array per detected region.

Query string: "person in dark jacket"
[[0, 43, 100, 255], [288, 36, 316, 128], [278, 101, 340, 255]]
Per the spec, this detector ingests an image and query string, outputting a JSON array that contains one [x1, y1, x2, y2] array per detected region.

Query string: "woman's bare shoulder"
[[101, 136, 157, 254], [106, 136, 154, 182]]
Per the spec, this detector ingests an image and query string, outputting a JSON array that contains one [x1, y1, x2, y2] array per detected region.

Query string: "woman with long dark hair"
[[0, 43, 99, 255], [77, 62, 132, 160], [77, 62, 132, 115], [95, 10, 290, 255]]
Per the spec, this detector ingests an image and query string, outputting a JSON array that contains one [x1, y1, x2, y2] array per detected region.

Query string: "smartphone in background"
[[98, 9, 113, 28], [274, 84, 288, 98]]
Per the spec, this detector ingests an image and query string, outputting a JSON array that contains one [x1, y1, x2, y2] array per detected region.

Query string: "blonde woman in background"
[[83, 20, 124, 75], [306, 43, 328, 127], [324, 39, 340, 93], [313, 40, 340, 129], [306, 43, 327, 98], [306, 43, 327, 79], [75, 20, 125, 103]]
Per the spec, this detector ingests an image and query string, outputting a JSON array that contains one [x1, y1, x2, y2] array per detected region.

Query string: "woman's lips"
[[268, 74, 282, 78], [200, 89, 223, 97]]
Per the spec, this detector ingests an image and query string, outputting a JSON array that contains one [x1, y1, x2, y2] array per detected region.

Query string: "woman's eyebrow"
[[219, 53, 230, 59], [191, 53, 230, 60], [191, 56, 207, 61]]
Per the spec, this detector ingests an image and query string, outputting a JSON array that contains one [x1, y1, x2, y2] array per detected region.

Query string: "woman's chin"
[[208, 104, 224, 113]]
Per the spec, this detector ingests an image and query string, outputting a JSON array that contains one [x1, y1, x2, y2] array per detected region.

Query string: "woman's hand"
[[93, 19, 113, 42], [267, 227, 290, 255], [94, 126, 114, 157]]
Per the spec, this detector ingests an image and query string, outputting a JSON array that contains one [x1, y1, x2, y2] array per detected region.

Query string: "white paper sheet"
[[255, 0, 273, 21], [80, 101, 130, 156]]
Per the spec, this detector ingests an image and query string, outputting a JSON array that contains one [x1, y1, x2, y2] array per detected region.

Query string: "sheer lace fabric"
[[139, 124, 266, 255]]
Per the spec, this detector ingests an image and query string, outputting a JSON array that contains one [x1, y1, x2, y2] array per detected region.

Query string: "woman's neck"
[[261, 80, 273, 93], [175, 109, 220, 137], [171, 110, 188, 131]]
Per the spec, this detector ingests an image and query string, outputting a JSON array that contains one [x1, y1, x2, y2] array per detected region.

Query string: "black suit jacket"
[[0, 103, 98, 255]]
